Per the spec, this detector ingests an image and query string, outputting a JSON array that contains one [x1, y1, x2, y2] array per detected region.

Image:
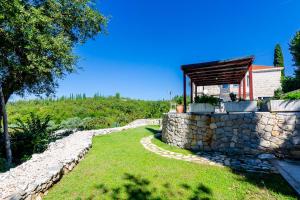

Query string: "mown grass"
[[151, 132, 196, 156], [44, 126, 297, 200]]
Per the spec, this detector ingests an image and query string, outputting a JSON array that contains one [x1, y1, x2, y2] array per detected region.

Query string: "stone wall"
[[162, 113, 300, 156], [0, 119, 160, 200]]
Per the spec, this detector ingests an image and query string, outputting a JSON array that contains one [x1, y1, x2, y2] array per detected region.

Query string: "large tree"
[[0, 0, 106, 164], [290, 31, 300, 79], [273, 44, 285, 78]]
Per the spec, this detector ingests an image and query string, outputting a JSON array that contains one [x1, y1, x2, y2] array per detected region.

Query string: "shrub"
[[281, 76, 300, 93], [283, 91, 300, 100], [59, 117, 82, 130], [273, 88, 283, 100], [229, 93, 237, 102], [194, 95, 219, 106], [10, 113, 54, 164]]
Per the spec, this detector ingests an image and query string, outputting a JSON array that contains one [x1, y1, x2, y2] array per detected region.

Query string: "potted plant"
[[190, 95, 218, 113], [268, 90, 300, 112], [175, 96, 184, 113], [224, 93, 257, 112]]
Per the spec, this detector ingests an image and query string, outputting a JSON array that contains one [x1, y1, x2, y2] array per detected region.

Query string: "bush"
[[229, 93, 237, 102], [59, 117, 82, 130], [7, 95, 169, 127], [283, 91, 300, 100], [273, 88, 283, 100], [281, 76, 300, 93], [10, 113, 54, 164], [194, 95, 219, 106]]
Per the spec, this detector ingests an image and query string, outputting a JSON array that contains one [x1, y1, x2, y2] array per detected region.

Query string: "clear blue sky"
[[29, 0, 300, 100]]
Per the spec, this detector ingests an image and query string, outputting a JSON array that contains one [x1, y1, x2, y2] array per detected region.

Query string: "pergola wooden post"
[[181, 56, 254, 113], [238, 83, 241, 99], [249, 65, 254, 100], [195, 84, 198, 98], [183, 72, 187, 113], [190, 81, 193, 103], [243, 77, 246, 100]]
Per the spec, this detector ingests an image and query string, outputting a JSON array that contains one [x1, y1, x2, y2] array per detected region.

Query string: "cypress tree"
[[273, 44, 285, 78], [289, 31, 300, 79]]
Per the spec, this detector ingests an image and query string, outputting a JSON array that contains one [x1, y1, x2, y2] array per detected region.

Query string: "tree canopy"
[[290, 31, 300, 79], [273, 44, 284, 78], [0, 0, 107, 102]]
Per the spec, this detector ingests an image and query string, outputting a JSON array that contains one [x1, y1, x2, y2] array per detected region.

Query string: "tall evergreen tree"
[[290, 31, 300, 79], [273, 44, 285, 78]]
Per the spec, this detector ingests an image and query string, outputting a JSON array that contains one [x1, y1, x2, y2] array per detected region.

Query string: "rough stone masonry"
[[0, 119, 160, 200], [162, 112, 300, 157]]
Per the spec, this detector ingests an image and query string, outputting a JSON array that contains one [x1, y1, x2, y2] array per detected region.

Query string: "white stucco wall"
[[252, 69, 281, 99], [193, 68, 282, 100]]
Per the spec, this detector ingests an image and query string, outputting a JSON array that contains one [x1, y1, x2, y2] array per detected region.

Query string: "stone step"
[[272, 160, 300, 196]]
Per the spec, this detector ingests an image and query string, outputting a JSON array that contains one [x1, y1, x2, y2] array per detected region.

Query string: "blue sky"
[[20, 0, 300, 100]]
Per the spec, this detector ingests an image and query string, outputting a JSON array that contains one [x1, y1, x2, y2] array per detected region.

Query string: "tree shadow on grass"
[[145, 127, 161, 136], [231, 169, 298, 198], [83, 173, 212, 200]]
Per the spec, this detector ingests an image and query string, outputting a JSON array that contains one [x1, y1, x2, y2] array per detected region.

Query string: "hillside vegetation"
[[7, 94, 169, 130]]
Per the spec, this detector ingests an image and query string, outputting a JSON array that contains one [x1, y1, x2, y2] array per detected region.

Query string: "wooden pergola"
[[181, 56, 254, 112]]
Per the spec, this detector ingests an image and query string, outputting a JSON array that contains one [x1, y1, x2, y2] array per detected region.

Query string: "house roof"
[[181, 56, 254, 86], [252, 65, 282, 71]]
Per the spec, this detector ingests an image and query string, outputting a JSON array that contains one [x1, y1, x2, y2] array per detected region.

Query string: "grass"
[[151, 133, 196, 156], [44, 126, 297, 200]]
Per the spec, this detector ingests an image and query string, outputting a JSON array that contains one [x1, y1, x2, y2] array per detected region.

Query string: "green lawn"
[[44, 126, 297, 200]]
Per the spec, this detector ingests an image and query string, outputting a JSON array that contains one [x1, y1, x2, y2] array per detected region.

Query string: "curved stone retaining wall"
[[0, 119, 160, 200], [162, 113, 300, 156]]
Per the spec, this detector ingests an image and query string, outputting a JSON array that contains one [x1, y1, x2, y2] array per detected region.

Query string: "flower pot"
[[176, 105, 184, 113], [268, 100, 300, 112], [190, 103, 215, 113], [224, 101, 257, 112]]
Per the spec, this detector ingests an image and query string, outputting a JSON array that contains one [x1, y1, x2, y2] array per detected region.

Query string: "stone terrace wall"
[[0, 119, 160, 200], [162, 113, 300, 156]]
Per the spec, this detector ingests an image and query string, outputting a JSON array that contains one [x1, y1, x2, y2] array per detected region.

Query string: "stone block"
[[209, 123, 217, 129], [292, 136, 300, 145], [271, 130, 280, 137], [264, 125, 273, 132], [260, 140, 271, 148]]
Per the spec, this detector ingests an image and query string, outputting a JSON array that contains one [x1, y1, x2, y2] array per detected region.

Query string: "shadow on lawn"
[[146, 127, 297, 198], [85, 173, 212, 200]]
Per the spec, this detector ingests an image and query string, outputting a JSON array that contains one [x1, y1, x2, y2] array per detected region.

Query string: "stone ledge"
[[141, 134, 277, 173], [0, 119, 160, 200]]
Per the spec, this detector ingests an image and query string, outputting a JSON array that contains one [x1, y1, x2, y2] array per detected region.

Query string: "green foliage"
[[290, 31, 300, 79], [0, 0, 107, 101], [7, 95, 169, 129], [10, 113, 54, 164], [115, 92, 121, 99], [282, 90, 300, 100], [172, 95, 191, 105], [281, 76, 300, 93], [194, 95, 219, 106], [273, 44, 285, 78], [273, 88, 283, 100], [60, 117, 82, 130], [173, 95, 183, 105], [229, 93, 237, 102]]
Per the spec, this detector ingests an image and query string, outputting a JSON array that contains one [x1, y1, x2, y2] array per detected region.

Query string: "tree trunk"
[[0, 85, 12, 166]]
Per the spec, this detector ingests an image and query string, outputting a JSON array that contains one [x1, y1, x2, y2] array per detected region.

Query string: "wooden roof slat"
[[182, 56, 254, 86]]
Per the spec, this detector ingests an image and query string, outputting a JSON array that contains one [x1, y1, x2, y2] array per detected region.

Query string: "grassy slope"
[[44, 126, 296, 200]]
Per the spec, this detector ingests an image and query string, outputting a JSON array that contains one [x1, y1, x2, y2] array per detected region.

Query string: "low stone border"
[[141, 134, 278, 173], [0, 119, 161, 200]]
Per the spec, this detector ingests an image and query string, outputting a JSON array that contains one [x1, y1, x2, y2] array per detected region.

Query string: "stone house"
[[195, 65, 283, 101]]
